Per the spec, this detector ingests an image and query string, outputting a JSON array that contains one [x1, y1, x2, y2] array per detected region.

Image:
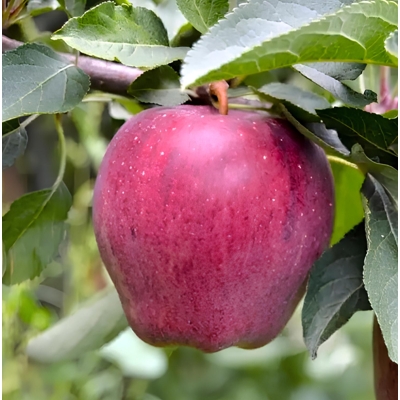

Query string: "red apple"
[[93, 105, 334, 352], [373, 316, 398, 400]]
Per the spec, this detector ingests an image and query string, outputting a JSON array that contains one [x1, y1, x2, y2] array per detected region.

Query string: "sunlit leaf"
[[52, 2, 189, 69], [328, 157, 365, 246], [385, 30, 398, 66], [181, 0, 397, 87]]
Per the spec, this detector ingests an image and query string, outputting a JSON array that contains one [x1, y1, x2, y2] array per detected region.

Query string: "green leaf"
[[155, 0, 188, 40], [2, 120, 28, 169], [2, 182, 72, 285], [350, 144, 398, 209], [171, 22, 202, 48], [302, 223, 371, 360], [58, 0, 86, 17], [128, 65, 190, 106], [294, 64, 377, 108], [176, 0, 229, 34], [363, 177, 398, 363], [382, 109, 398, 119], [2, 43, 90, 122], [362, 172, 398, 251], [253, 82, 331, 120], [279, 105, 350, 158], [181, 0, 397, 88], [26, 288, 128, 363], [385, 30, 398, 66], [3, 118, 21, 136], [317, 108, 398, 166], [305, 62, 366, 81], [52, 2, 189, 69], [27, 0, 60, 16], [328, 157, 365, 246]]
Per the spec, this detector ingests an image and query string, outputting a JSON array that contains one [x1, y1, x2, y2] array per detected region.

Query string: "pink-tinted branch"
[[2, 35, 143, 95]]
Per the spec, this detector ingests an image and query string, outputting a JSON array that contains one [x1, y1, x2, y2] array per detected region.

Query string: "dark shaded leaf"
[[302, 223, 371, 359], [2, 120, 28, 169], [317, 107, 398, 166], [304, 62, 366, 81], [128, 65, 189, 106], [280, 105, 349, 158], [294, 64, 377, 108]]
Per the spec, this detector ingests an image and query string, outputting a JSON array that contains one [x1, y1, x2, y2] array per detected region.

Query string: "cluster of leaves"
[[2, 0, 398, 370]]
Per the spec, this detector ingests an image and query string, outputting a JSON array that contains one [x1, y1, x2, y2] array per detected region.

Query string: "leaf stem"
[[2, 114, 39, 138], [53, 115, 67, 191]]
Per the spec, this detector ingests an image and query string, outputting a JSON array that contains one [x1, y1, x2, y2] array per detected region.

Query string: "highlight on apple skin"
[[373, 316, 398, 400], [92, 105, 335, 352]]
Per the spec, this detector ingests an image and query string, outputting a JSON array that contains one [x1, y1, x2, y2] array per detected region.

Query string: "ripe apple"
[[93, 105, 334, 352], [373, 316, 398, 400]]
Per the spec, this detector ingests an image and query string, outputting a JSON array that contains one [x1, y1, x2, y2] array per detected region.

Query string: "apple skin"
[[373, 316, 398, 400], [93, 105, 334, 352]]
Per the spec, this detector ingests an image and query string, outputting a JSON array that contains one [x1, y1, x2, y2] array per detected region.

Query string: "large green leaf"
[[328, 157, 365, 246], [2, 43, 90, 122], [2, 120, 28, 169], [363, 177, 398, 363], [181, 0, 397, 87], [302, 224, 371, 359], [26, 288, 128, 363], [2, 183, 72, 285], [294, 64, 377, 108], [52, 2, 189, 69], [128, 65, 189, 106], [176, 0, 229, 34]]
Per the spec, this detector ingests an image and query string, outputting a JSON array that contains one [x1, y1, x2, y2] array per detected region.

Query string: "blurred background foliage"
[[2, 3, 387, 400]]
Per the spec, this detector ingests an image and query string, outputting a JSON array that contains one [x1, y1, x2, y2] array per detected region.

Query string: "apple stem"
[[209, 81, 229, 115]]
